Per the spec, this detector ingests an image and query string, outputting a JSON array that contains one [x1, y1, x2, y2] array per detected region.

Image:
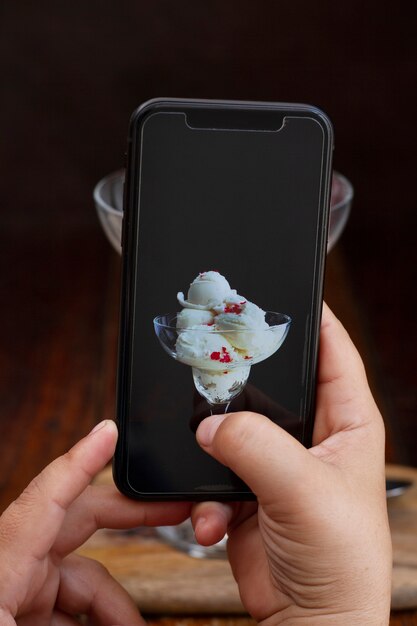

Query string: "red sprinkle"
[[221, 347, 232, 363], [206, 322, 214, 326], [211, 347, 232, 363], [244, 355, 252, 360], [224, 304, 243, 315]]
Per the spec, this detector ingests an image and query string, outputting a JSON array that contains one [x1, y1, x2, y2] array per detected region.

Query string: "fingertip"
[[320, 301, 341, 335], [86, 420, 118, 454], [196, 414, 227, 448], [194, 515, 207, 539], [192, 501, 233, 546], [194, 514, 227, 547], [318, 302, 366, 388], [65, 420, 118, 489], [88, 419, 118, 438], [197, 410, 313, 501]]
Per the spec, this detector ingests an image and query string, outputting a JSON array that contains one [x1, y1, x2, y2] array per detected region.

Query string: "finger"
[[55, 485, 192, 556], [57, 553, 145, 625], [0, 420, 118, 562], [191, 501, 234, 546], [192, 500, 257, 546], [196, 411, 318, 507], [314, 303, 383, 443], [318, 302, 366, 386]]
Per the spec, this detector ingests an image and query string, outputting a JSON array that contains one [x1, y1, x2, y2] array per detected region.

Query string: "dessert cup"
[[154, 311, 291, 414]]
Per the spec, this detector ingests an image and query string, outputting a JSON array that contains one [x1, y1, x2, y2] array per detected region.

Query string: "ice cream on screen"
[[176, 271, 276, 360], [173, 271, 288, 405]]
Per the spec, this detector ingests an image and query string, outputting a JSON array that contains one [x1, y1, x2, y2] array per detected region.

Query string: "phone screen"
[[118, 104, 332, 497]]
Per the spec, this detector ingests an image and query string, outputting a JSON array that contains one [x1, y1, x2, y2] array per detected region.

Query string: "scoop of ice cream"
[[215, 300, 269, 351], [216, 300, 267, 327], [177, 271, 236, 310], [176, 328, 241, 370], [176, 309, 214, 329], [211, 293, 247, 315]]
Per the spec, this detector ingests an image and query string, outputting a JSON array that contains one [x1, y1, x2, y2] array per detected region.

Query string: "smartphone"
[[114, 98, 333, 500]]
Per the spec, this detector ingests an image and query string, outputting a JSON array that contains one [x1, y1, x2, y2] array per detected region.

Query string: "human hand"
[[193, 303, 392, 625], [0, 420, 191, 625]]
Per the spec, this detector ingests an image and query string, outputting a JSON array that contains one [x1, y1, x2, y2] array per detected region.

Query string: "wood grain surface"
[[388, 465, 417, 612], [78, 528, 243, 615], [82, 464, 417, 615]]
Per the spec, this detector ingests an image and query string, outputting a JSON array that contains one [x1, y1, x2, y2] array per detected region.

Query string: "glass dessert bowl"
[[94, 170, 353, 255], [154, 310, 291, 413]]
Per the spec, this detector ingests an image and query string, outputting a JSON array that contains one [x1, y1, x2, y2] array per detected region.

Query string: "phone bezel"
[[114, 98, 333, 500]]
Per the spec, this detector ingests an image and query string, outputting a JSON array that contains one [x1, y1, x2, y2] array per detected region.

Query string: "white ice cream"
[[177, 271, 237, 310], [177, 274, 275, 356], [173, 271, 289, 405], [176, 308, 214, 329], [215, 300, 269, 351], [176, 329, 242, 370]]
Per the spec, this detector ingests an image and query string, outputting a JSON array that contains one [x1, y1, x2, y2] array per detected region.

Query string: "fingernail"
[[194, 516, 207, 536], [89, 420, 109, 436], [196, 414, 227, 447]]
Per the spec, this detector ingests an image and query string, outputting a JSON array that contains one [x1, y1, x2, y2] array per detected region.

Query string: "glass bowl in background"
[[93, 170, 353, 255], [93, 170, 125, 253], [328, 171, 354, 249]]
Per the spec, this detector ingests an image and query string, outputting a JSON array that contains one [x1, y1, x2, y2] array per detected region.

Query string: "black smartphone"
[[114, 98, 333, 500]]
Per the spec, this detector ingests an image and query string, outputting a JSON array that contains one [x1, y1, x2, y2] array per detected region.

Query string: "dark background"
[[1, 0, 416, 505]]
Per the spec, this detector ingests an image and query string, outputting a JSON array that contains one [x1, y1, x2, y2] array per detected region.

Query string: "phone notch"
[[185, 109, 286, 133]]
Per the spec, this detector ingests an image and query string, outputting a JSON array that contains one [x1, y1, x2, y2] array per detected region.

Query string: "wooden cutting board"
[[386, 464, 417, 610], [76, 464, 417, 613]]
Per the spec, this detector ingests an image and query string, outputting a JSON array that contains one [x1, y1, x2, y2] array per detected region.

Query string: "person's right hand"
[[193, 303, 392, 625]]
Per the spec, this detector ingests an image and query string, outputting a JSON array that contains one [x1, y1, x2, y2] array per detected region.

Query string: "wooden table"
[[0, 242, 415, 624]]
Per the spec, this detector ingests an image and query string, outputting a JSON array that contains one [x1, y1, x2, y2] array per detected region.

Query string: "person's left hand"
[[0, 420, 191, 625]]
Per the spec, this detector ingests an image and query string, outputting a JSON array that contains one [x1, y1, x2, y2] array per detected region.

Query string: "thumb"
[[196, 411, 317, 504]]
